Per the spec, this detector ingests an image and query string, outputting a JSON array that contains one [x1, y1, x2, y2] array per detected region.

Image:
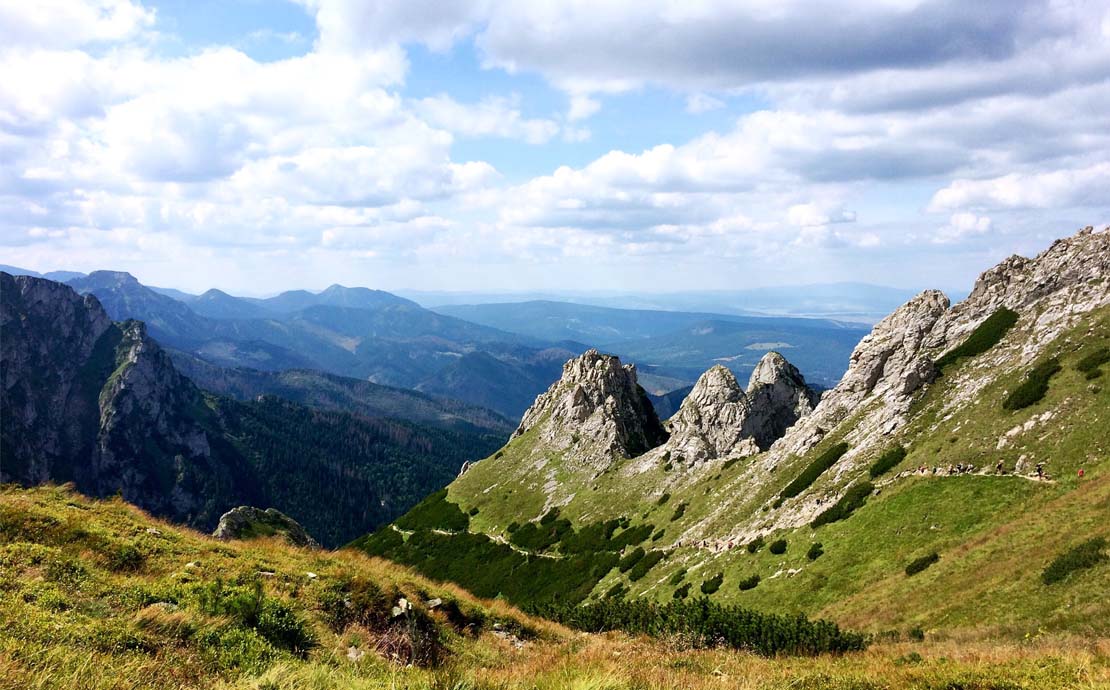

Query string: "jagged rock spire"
[[513, 349, 667, 464], [664, 352, 818, 464]]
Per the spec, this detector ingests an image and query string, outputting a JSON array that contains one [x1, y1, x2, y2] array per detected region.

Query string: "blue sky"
[[1, 0, 1108, 296]]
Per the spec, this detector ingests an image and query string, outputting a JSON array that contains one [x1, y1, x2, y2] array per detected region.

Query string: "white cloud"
[[933, 212, 992, 244], [413, 94, 559, 143], [0, 0, 154, 49], [567, 93, 600, 121], [686, 93, 725, 114], [929, 164, 1110, 212]]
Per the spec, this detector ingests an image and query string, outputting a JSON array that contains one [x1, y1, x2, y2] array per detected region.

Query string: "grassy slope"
[[3, 485, 1110, 690], [379, 304, 1110, 638]]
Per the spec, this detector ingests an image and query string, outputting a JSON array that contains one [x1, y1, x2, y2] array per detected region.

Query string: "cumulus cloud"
[[929, 163, 1110, 212], [933, 212, 993, 244]]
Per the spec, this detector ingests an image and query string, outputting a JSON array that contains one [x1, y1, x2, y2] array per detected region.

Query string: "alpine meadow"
[[2, 2, 1110, 689]]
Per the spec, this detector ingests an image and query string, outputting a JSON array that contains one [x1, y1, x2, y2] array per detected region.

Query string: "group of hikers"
[[903, 460, 1055, 481]]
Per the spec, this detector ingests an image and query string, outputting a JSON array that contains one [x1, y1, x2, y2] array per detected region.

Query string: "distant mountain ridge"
[[61, 270, 578, 419]]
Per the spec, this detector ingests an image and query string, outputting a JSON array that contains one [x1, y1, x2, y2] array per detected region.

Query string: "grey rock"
[[513, 349, 667, 467], [213, 506, 321, 549]]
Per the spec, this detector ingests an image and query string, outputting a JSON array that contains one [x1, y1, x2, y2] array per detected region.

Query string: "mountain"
[[63, 272, 584, 418], [169, 351, 514, 434], [357, 225, 1110, 636], [0, 273, 503, 547], [0, 263, 86, 281], [433, 301, 868, 389], [188, 288, 269, 319]]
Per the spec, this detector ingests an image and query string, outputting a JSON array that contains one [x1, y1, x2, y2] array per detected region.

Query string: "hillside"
[[0, 484, 1103, 690], [358, 226, 1110, 637], [0, 274, 500, 546]]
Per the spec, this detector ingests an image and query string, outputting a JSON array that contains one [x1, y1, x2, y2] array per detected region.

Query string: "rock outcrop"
[[664, 353, 818, 464], [213, 506, 321, 549], [513, 349, 668, 465]]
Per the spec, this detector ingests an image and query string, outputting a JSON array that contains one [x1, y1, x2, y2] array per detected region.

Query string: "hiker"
[[1036, 463, 1045, 480], [1078, 469, 1085, 478], [996, 460, 1004, 475]]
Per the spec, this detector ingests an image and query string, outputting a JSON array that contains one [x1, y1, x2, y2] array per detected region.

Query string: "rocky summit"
[[512, 349, 668, 466], [664, 353, 818, 465]]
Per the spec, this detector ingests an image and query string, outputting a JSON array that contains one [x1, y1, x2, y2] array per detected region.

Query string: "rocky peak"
[[513, 349, 667, 464], [742, 352, 820, 449], [663, 353, 818, 464]]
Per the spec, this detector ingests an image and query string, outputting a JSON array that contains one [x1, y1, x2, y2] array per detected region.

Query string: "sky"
[[0, 0, 1108, 296]]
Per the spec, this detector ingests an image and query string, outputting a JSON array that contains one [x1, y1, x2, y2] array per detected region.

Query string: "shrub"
[[605, 582, 627, 599], [628, 551, 666, 582], [651, 528, 666, 542], [672, 583, 691, 600], [700, 573, 724, 595], [1041, 537, 1108, 585], [737, 575, 760, 591], [811, 481, 875, 528], [746, 536, 765, 553], [768, 539, 787, 555], [506, 521, 520, 533], [670, 502, 687, 521], [1087, 369, 1105, 380], [780, 442, 850, 500], [868, 445, 907, 479], [618, 547, 646, 573], [1003, 357, 1061, 410], [1076, 346, 1110, 373], [105, 542, 145, 572], [467, 507, 479, 516], [935, 307, 1019, 370], [905, 552, 940, 577], [806, 543, 824, 561], [909, 627, 926, 642], [196, 579, 315, 654], [656, 493, 671, 506], [668, 569, 687, 586]]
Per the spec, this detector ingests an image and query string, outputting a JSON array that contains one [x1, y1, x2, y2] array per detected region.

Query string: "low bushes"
[[1042, 537, 1108, 585], [737, 575, 760, 591], [811, 482, 875, 528], [780, 443, 850, 500], [746, 536, 765, 553], [628, 551, 666, 582], [1076, 347, 1110, 375], [618, 547, 646, 573], [905, 552, 939, 577], [868, 446, 907, 479], [935, 308, 1019, 370], [768, 539, 787, 555], [700, 573, 724, 595], [528, 597, 868, 656], [1003, 357, 1061, 410], [394, 489, 469, 532], [806, 543, 824, 561]]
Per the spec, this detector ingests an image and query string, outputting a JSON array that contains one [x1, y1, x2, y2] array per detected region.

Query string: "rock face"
[[213, 506, 321, 549], [1, 272, 246, 527], [513, 349, 668, 465], [664, 354, 818, 464]]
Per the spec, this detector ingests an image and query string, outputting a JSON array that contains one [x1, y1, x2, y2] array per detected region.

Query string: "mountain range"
[[357, 225, 1110, 634]]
